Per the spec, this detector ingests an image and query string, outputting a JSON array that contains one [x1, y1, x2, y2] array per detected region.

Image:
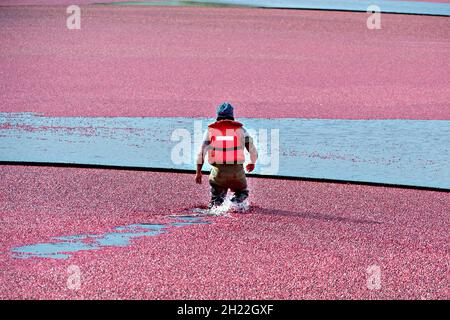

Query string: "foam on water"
[[191, 197, 251, 217]]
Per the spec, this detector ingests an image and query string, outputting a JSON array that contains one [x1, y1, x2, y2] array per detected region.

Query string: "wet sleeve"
[[197, 130, 209, 164], [243, 128, 258, 164], [243, 128, 253, 149], [202, 130, 211, 146]]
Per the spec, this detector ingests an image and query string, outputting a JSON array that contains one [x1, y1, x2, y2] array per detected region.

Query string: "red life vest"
[[207, 120, 245, 164]]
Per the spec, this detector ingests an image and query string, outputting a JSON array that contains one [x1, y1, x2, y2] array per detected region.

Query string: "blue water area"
[[1, 112, 449, 189], [197, 0, 450, 16], [109, 0, 450, 17], [11, 218, 210, 260]]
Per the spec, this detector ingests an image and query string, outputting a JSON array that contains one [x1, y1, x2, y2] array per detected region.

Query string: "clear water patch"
[[11, 217, 210, 260], [1, 112, 449, 189]]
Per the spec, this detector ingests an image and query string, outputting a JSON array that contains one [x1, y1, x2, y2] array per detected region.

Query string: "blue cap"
[[216, 102, 234, 119]]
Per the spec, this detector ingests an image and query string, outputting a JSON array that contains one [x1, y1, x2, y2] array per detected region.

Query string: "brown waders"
[[208, 164, 249, 207]]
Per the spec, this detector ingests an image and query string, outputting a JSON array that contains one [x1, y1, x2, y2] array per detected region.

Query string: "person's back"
[[195, 102, 258, 208]]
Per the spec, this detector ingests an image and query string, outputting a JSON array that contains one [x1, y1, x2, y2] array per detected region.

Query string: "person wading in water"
[[195, 102, 258, 209]]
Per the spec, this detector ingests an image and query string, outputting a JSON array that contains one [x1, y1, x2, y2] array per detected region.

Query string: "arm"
[[245, 135, 258, 172], [195, 132, 209, 184], [195, 163, 203, 184]]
